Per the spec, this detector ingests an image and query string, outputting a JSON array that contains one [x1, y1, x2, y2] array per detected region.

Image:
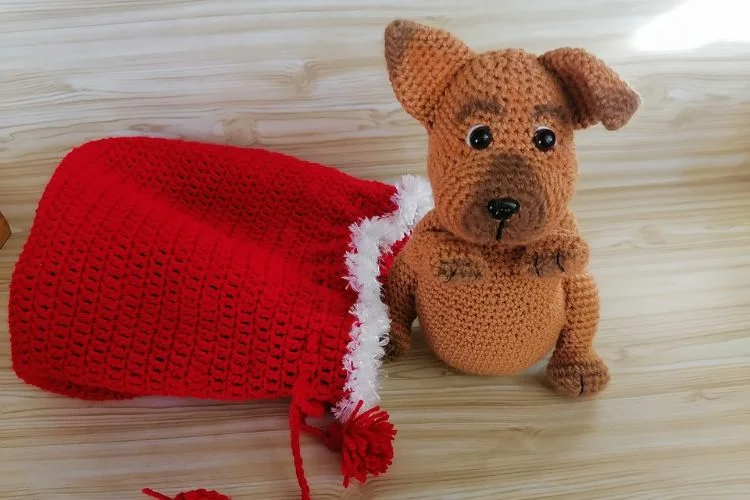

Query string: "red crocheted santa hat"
[[8, 137, 433, 499]]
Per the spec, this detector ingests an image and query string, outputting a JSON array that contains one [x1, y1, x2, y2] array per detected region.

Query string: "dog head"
[[384, 20, 639, 245]]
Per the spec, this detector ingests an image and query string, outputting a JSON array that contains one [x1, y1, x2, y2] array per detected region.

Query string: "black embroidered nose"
[[487, 198, 520, 220]]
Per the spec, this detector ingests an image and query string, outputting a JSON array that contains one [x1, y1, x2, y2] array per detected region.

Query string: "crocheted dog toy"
[[382, 20, 640, 395], [8, 136, 432, 499]]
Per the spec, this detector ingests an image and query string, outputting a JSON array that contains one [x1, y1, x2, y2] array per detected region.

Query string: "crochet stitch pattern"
[[8, 136, 433, 499], [7, 18, 638, 499], [382, 20, 639, 394]]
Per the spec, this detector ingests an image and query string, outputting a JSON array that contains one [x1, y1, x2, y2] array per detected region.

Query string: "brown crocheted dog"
[[383, 20, 639, 396]]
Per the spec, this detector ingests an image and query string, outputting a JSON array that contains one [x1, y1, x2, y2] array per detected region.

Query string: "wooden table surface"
[[1, 1, 749, 498]]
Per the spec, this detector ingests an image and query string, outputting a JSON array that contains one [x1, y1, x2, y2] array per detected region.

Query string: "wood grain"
[[1, 1, 749, 499]]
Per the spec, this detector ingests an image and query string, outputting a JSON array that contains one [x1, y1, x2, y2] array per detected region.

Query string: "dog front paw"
[[384, 323, 412, 361], [522, 233, 589, 278], [436, 258, 486, 284], [546, 355, 610, 397]]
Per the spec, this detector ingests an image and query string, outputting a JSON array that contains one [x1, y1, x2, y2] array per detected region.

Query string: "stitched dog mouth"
[[496, 219, 506, 241]]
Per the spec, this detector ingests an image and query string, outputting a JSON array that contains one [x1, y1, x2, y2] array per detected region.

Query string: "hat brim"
[[333, 175, 433, 422]]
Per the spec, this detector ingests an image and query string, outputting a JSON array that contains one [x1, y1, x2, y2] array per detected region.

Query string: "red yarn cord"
[[290, 398, 395, 498], [299, 420, 326, 440], [289, 403, 312, 500], [141, 488, 230, 500], [142, 489, 172, 500]]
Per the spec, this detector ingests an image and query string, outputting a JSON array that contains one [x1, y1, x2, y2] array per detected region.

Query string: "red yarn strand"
[[142, 488, 231, 500], [290, 398, 396, 498], [289, 403, 313, 500], [142, 489, 172, 500]]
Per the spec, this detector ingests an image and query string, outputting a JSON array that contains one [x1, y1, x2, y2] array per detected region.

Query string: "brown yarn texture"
[[0, 212, 9, 250], [383, 20, 639, 396]]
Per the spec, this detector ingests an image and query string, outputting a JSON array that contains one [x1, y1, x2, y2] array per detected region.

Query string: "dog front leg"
[[547, 273, 610, 397], [383, 252, 417, 359]]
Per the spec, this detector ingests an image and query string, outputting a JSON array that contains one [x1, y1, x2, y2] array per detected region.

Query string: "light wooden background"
[[1, 1, 749, 499]]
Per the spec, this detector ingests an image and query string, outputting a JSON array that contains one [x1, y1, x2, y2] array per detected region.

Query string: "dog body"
[[383, 21, 639, 396], [396, 209, 568, 376]]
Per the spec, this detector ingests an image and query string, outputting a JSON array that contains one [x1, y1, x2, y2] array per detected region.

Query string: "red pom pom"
[[322, 401, 397, 487], [142, 488, 230, 500]]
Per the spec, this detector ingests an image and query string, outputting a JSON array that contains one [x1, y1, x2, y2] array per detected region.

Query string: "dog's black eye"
[[466, 125, 493, 150], [532, 127, 556, 151]]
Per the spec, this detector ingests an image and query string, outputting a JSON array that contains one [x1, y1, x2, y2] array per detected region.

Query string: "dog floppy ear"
[[384, 20, 473, 127], [539, 48, 640, 131]]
